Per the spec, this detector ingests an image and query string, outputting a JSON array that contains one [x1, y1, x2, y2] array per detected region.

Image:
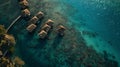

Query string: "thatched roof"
[[36, 11, 44, 19], [21, 9, 30, 17], [41, 24, 51, 32], [26, 24, 37, 32], [58, 25, 66, 31], [45, 19, 54, 26], [38, 30, 47, 39], [19, 0, 29, 8], [29, 16, 38, 24]]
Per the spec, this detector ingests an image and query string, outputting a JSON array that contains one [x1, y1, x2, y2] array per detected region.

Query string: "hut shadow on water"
[[38, 38, 47, 48], [52, 34, 63, 48]]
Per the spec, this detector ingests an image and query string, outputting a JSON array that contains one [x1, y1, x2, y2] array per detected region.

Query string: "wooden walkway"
[[6, 15, 21, 32]]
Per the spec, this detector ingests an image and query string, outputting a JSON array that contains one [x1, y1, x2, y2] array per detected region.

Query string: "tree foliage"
[[0, 25, 6, 35], [0, 25, 25, 66]]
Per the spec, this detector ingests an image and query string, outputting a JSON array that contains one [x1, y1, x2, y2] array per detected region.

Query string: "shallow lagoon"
[[0, 0, 120, 67]]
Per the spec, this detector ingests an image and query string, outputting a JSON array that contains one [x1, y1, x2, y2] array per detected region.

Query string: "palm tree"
[[13, 57, 25, 67], [0, 25, 6, 35], [0, 24, 16, 59], [0, 25, 6, 46]]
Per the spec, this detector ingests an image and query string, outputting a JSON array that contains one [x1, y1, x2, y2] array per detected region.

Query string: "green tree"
[[0, 25, 6, 35], [13, 57, 25, 67]]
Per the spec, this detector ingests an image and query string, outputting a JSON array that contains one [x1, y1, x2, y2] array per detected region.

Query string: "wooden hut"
[[21, 9, 30, 17], [36, 11, 44, 19], [38, 30, 47, 39], [57, 25, 66, 36], [19, 0, 29, 9], [28, 16, 39, 24], [45, 19, 54, 27], [26, 24, 37, 32]]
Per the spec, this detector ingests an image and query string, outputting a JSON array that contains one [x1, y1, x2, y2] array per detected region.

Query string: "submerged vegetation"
[[0, 25, 25, 67]]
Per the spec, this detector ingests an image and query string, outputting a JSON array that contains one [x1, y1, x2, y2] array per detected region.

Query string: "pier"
[[6, 15, 21, 32]]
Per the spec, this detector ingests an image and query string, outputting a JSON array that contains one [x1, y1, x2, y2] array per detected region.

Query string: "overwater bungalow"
[[21, 9, 30, 17], [57, 25, 66, 36], [45, 19, 54, 27], [26, 11, 44, 32], [38, 19, 54, 39], [38, 24, 51, 39], [36, 11, 44, 19], [41, 24, 51, 32], [19, 0, 29, 9], [26, 24, 37, 32], [28, 16, 39, 24], [0, 50, 3, 57], [38, 30, 47, 39], [29, 11, 44, 24]]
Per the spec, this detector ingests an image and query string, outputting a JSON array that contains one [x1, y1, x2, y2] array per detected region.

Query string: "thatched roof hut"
[[57, 25, 66, 36], [26, 24, 37, 32], [29, 16, 39, 24], [38, 30, 47, 39], [19, 0, 29, 9], [21, 9, 30, 17], [45, 19, 54, 26], [36, 11, 44, 19], [41, 24, 51, 32]]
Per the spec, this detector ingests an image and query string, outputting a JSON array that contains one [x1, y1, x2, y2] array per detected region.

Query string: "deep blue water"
[[0, 0, 120, 67]]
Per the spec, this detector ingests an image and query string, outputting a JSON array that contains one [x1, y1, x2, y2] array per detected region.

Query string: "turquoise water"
[[0, 0, 120, 67]]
